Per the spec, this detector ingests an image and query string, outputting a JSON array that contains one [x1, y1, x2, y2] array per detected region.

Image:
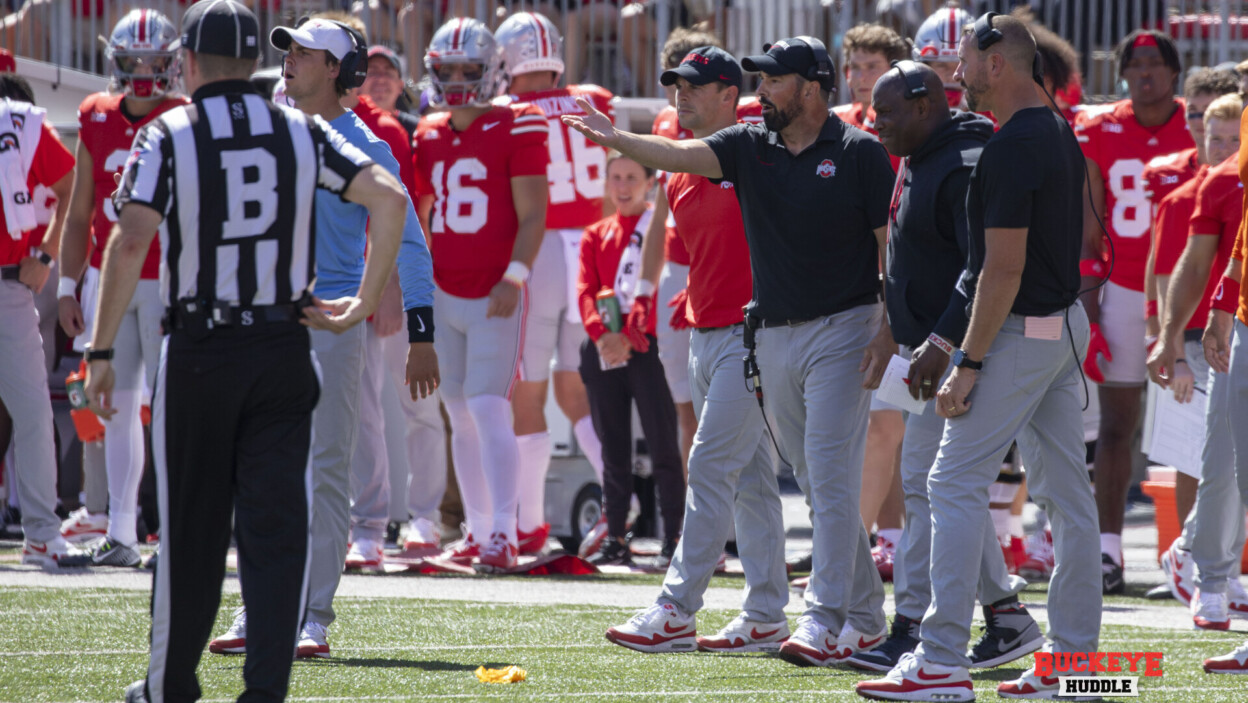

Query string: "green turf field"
[[0, 583, 1245, 702]]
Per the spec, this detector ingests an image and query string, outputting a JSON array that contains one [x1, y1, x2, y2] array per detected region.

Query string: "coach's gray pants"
[[305, 325, 365, 628], [917, 304, 1101, 668], [659, 325, 788, 622], [754, 303, 887, 634], [0, 280, 60, 543], [893, 367, 1025, 622], [1174, 340, 1245, 594], [1230, 321, 1248, 511]]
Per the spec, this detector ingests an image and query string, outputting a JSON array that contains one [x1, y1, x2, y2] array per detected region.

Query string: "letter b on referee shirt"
[[221, 147, 279, 238]]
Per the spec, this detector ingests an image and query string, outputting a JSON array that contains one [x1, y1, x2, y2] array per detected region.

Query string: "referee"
[[566, 36, 896, 665], [82, 3, 410, 702], [856, 14, 1100, 701]]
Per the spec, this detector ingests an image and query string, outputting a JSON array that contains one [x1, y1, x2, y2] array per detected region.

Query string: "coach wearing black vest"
[[83, 2, 411, 702], [565, 36, 897, 667], [847, 61, 1042, 674]]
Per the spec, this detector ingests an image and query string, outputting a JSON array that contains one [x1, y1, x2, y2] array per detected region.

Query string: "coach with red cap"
[[565, 35, 896, 667]]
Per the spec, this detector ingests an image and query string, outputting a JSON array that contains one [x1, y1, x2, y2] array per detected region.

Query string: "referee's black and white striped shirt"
[[115, 79, 373, 308]]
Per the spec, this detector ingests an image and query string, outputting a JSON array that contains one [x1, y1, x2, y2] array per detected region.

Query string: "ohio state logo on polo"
[[816, 159, 836, 178]]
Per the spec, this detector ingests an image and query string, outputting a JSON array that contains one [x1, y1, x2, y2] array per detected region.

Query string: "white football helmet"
[[106, 9, 180, 100], [424, 17, 503, 108], [495, 11, 564, 86], [912, 5, 972, 63]]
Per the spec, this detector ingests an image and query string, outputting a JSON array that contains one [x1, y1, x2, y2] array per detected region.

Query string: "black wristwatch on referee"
[[952, 349, 983, 371], [84, 345, 114, 362]]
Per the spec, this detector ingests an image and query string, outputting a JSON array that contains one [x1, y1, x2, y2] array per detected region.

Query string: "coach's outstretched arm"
[[303, 164, 408, 334], [563, 97, 723, 180]]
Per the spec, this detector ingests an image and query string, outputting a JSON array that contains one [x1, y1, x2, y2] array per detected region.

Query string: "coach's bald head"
[[872, 62, 949, 158]]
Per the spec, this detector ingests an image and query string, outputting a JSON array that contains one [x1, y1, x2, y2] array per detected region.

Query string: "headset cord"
[[743, 344, 791, 469]]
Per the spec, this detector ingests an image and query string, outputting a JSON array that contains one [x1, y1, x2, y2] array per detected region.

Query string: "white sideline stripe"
[[0, 643, 603, 657]]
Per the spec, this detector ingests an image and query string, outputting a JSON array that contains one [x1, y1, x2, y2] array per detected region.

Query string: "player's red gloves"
[[1084, 322, 1112, 384], [667, 288, 690, 331], [624, 296, 652, 354]]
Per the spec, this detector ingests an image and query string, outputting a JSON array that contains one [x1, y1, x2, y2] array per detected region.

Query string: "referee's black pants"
[[579, 335, 685, 541], [143, 322, 319, 703]]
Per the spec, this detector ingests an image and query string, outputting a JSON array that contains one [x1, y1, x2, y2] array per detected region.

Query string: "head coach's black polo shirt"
[[957, 107, 1084, 316], [702, 115, 894, 322]]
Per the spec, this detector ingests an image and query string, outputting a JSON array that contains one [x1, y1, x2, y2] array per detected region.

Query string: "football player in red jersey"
[[414, 17, 549, 572], [56, 9, 188, 568], [913, 5, 973, 110], [494, 11, 612, 556], [1075, 29, 1193, 594], [608, 45, 789, 655], [833, 24, 908, 133]]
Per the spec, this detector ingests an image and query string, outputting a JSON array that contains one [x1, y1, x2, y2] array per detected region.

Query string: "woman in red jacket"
[[577, 152, 685, 567]]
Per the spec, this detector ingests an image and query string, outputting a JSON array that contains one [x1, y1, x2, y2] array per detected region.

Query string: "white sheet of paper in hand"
[[876, 354, 928, 415]]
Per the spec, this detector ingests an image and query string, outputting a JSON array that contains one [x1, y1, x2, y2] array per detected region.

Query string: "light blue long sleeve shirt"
[[315, 110, 433, 310]]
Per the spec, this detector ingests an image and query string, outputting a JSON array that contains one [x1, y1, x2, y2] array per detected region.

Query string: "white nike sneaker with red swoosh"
[[834, 621, 889, 660], [605, 602, 697, 653], [998, 664, 1100, 700], [778, 614, 840, 667], [855, 652, 974, 701], [1159, 542, 1194, 606], [696, 612, 789, 653]]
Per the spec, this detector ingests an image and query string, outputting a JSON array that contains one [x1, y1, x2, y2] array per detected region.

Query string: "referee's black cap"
[[742, 36, 835, 91], [181, 0, 261, 60], [660, 46, 742, 89]]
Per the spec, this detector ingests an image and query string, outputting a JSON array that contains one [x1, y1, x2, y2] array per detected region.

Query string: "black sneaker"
[[660, 536, 679, 564], [89, 538, 142, 567], [384, 520, 401, 549], [1101, 553, 1125, 595], [786, 550, 813, 574], [846, 613, 921, 672], [124, 680, 150, 703], [968, 598, 1045, 669], [588, 539, 632, 566]]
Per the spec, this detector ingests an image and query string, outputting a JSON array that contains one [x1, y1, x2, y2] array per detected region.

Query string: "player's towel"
[[0, 98, 44, 239]]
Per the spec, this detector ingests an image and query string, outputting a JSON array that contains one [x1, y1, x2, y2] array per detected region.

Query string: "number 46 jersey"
[[414, 102, 550, 299], [500, 84, 614, 229], [1075, 98, 1193, 292]]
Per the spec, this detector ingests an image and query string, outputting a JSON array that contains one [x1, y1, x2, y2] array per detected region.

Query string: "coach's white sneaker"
[[605, 602, 697, 653], [855, 652, 974, 701], [208, 607, 247, 654], [21, 535, 90, 568], [1204, 640, 1248, 674], [1193, 589, 1231, 631], [345, 539, 384, 571], [1159, 542, 1195, 605], [1227, 579, 1248, 615], [297, 621, 330, 658], [998, 664, 1099, 700], [696, 612, 789, 653], [60, 506, 108, 543], [778, 614, 839, 667], [834, 621, 888, 661]]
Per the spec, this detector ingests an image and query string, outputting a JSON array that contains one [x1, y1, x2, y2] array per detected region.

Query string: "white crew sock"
[[876, 527, 903, 548], [1100, 533, 1123, 565], [990, 508, 1011, 542], [515, 431, 552, 532], [443, 396, 489, 541], [1008, 514, 1024, 540], [466, 394, 520, 545], [103, 389, 144, 546], [573, 415, 604, 485]]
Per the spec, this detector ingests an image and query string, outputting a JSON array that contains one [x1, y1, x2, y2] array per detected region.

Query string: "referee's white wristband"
[[502, 261, 530, 287], [927, 333, 955, 356], [635, 279, 656, 299], [57, 276, 77, 299]]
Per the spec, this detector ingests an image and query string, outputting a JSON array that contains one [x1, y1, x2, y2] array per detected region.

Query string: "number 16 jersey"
[[1075, 98, 1193, 292], [414, 102, 550, 298]]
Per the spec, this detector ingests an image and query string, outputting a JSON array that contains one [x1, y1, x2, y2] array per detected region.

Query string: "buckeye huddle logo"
[[816, 159, 836, 178]]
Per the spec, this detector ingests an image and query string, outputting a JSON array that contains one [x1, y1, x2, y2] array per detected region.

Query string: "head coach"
[[565, 36, 898, 665], [850, 60, 1042, 675], [80, 1, 412, 701], [856, 13, 1100, 701]]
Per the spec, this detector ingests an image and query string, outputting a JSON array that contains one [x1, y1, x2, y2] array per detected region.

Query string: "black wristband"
[[407, 306, 434, 344], [85, 346, 114, 361], [37, 251, 53, 266]]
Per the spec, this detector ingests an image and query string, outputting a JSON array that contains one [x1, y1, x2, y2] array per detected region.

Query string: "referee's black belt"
[[0, 265, 21, 281], [164, 301, 306, 330], [695, 322, 744, 333]]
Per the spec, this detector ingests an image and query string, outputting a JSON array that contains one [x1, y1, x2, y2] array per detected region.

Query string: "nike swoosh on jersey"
[[481, 122, 500, 131]]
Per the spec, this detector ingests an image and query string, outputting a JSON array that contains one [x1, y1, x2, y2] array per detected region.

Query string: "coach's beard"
[[761, 97, 801, 132]]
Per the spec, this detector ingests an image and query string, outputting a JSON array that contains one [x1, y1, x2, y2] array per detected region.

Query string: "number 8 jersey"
[[414, 101, 550, 298], [1075, 98, 1193, 292]]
